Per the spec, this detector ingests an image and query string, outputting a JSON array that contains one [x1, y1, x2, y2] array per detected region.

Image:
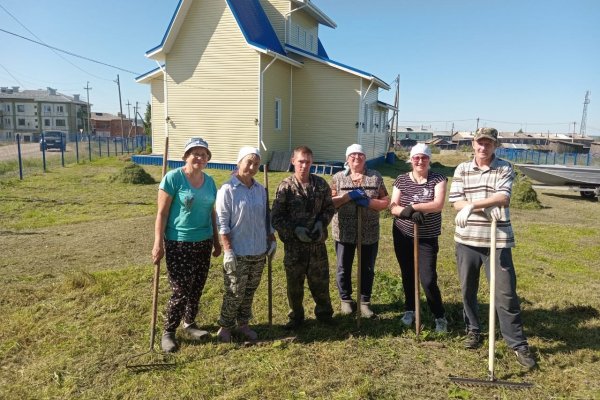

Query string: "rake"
[[449, 219, 532, 388], [125, 136, 175, 371]]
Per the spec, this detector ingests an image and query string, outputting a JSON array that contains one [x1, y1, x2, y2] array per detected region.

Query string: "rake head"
[[125, 348, 176, 372], [449, 375, 533, 389]]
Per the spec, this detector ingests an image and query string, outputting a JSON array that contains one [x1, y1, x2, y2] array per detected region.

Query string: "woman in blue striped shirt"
[[389, 143, 448, 333]]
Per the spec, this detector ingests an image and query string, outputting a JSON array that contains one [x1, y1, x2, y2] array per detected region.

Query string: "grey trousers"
[[456, 242, 528, 350]]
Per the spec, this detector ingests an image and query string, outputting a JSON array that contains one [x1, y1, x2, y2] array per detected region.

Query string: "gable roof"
[[290, 0, 336, 28], [285, 44, 390, 90], [145, 0, 299, 67]]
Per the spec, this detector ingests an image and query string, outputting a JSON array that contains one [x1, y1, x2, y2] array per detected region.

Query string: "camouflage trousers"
[[283, 242, 333, 322], [218, 254, 266, 329]]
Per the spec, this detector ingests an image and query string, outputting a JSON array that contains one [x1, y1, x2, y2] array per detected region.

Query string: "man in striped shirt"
[[449, 127, 536, 369]]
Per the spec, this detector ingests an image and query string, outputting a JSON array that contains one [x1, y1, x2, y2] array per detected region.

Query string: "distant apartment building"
[[0, 86, 90, 142], [90, 112, 144, 138]]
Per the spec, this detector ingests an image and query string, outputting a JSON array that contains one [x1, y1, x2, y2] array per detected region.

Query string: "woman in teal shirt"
[[152, 137, 221, 353]]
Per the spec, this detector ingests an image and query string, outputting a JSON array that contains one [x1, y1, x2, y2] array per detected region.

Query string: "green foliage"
[[512, 168, 542, 209], [109, 162, 156, 184], [144, 102, 152, 137]]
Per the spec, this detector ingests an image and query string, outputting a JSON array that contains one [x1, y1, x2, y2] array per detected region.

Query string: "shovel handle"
[[149, 261, 161, 351]]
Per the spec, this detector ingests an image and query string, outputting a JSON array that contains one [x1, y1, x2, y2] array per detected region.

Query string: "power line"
[[0, 4, 113, 82], [0, 27, 140, 75], [0, 63, 24, 87]]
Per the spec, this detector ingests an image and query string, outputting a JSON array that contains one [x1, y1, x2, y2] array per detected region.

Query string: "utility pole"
[[579, 91, 590, 137], [126, 100, 132, 120], [115, 74, 125, 138], [476, 117, 480, 133], [84, 81, 92, 135], [134, 101, 139, 136]]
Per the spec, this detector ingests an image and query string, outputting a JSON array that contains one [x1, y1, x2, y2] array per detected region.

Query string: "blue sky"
[[1, 0, 598, 134]]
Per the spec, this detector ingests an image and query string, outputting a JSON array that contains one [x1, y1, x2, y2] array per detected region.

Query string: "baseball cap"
[[408, 143, 432, 162], [474, 127, 498, 142], [182, 137, 211, 160], [236, 146, 261, 163], [345, 143, 365, 158]]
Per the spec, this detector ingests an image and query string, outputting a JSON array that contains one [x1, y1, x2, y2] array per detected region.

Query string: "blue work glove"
[[348, 188, 367, 201], [355, 197, 370, 208]]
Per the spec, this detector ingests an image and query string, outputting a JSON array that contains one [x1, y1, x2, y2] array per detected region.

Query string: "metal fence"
[[496, 148, 596, 166], [0, 133, 150, 180]]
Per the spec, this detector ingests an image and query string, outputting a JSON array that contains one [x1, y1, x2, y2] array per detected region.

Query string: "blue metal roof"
[[286, 44, 389, 88], [317, 39, 329, 58], [226, 0, 286, 56]]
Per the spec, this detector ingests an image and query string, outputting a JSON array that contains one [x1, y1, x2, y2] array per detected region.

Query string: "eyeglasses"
[[412, 156, 430, 162], [349, 153, 365, 159]]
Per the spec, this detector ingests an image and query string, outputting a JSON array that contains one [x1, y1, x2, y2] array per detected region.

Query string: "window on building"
[[274, 98, 282, 130], [17, 104, 25, 112], [57, 105, 64, 113], [18, 118, 25, 126], [56, 119, 66, 127], [43, 105, 52, 114], [4, 118, 11, 127], [5, 104, 10, 112], [44, 119, 51, 127]]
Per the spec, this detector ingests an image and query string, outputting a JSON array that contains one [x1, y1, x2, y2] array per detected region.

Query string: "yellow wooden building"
[[136, 0, 395, 167]]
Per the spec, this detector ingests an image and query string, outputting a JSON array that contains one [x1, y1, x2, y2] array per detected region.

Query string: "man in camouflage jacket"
[[271, 146, 335, 329]]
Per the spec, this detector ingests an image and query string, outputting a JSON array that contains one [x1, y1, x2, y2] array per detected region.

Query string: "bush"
[[109, 162, 156, 184]]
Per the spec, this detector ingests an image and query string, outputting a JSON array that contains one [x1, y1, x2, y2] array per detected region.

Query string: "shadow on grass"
[[521, 304, 600, 353], [538, 192, 598, 202]]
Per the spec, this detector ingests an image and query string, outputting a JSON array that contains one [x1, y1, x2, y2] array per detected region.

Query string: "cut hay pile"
[[109, 162, 156, 184], [512, 168, 542, 209]]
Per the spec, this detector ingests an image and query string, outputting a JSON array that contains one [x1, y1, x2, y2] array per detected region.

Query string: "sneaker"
[[435, 317, 448, 333], [464, 331, 483, 349], [360, 302, 376, 319], [514, 347, 537, 369], [217, 327, 231, 343], [340, 300, 355, 315], [401, 311, 414, 327], [237, 324, 258, 341], [161, 331, 178, 353], [183, 323, 210, 341], [283, 319, 303, 330]]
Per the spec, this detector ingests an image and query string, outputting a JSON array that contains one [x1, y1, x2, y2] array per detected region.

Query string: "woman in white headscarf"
[[215, 147, 276, 342], [390, 143, 448, 333]]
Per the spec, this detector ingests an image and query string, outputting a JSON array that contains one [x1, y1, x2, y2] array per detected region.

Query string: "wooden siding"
[[358, 84, 388, 160], [164, 0, 259, 163], [261, 54, 292, 161], [291, 59, 359, 162], [259, 0, 289, 45], [150, 78, 165, 154], [289, 11, 318, 53]]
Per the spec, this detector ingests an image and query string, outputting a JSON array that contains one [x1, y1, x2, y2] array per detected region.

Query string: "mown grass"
[[0, 155, 599, 399]]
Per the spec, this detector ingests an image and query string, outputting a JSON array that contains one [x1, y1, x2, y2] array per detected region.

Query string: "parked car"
[[40, 131, 66, 151]]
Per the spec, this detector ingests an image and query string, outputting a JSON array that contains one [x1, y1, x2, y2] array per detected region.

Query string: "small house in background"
[[136, 0, 394, 168]]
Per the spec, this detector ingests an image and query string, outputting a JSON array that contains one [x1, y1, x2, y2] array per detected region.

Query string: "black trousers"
[[392, 226, 445, 318]]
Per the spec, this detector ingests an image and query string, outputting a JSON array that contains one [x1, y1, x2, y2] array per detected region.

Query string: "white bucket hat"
[[345, 143, 365, 158], [183, 137, 211, 160], [407, 143, 432, 163], [236, 146, 261, 163]]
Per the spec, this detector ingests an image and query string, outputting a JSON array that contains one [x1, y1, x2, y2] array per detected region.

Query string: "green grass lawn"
[[0, 155, 598, 399]]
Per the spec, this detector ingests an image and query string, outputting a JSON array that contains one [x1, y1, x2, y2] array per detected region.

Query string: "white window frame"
[[44, 118, 51, 127], [43, 105, 52, 114], [56, 105, 64, 114], [17, 104, 25, 113], [56, 119, 66, 127], [274, 98, 282, 130], [4, 118, 11, 127]]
